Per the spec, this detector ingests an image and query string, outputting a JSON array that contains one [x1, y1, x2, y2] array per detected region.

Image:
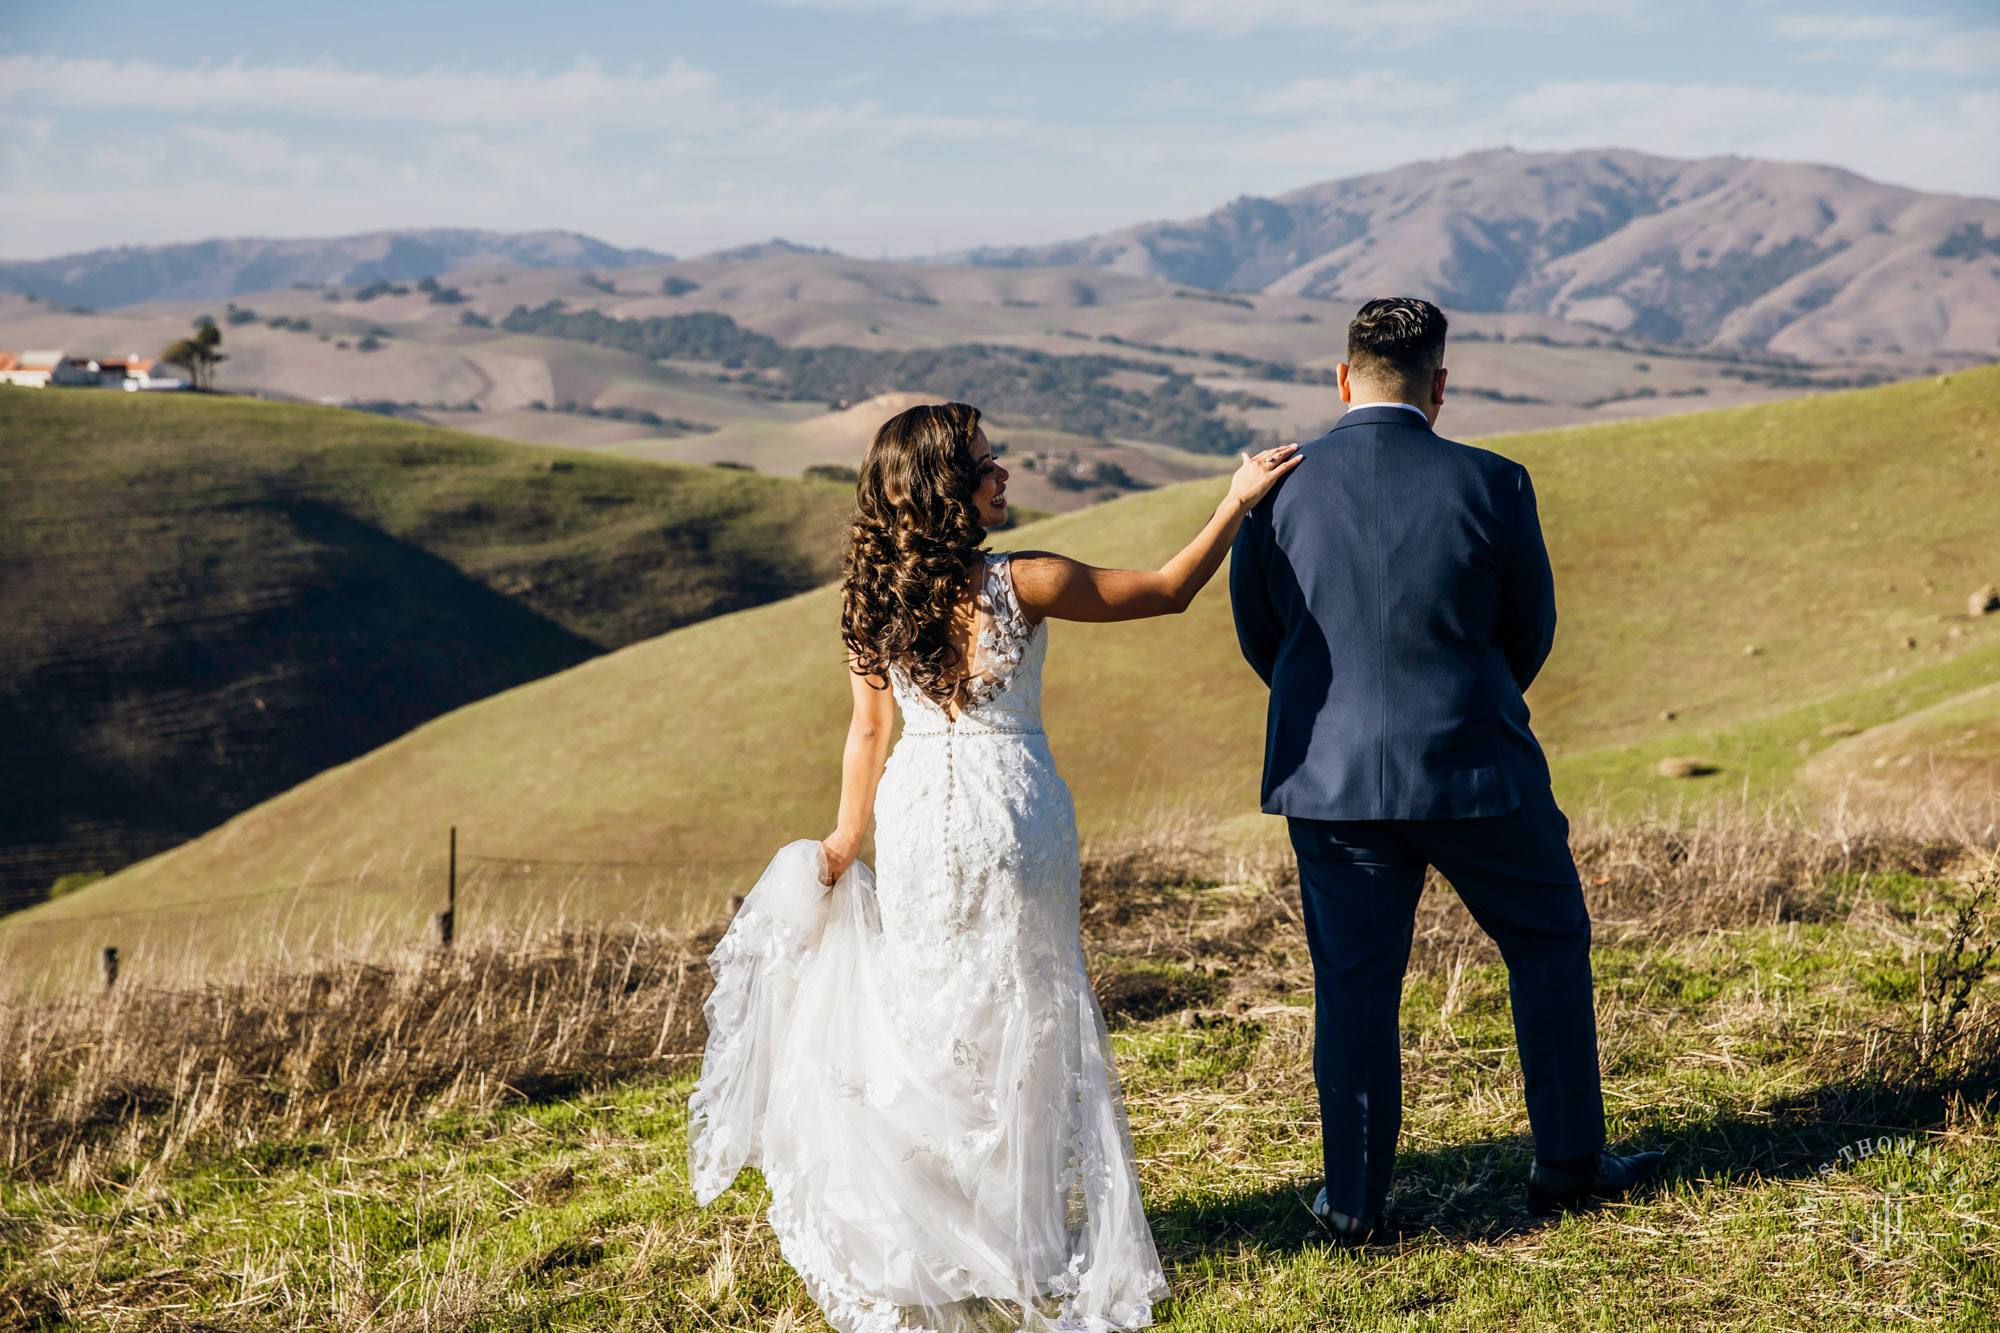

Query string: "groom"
[[1229, 297, 1662, 1242]]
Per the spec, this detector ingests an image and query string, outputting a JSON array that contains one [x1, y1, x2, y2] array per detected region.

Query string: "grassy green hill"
[[8, 368, 1998, 976], [0, 391, 854, 913]]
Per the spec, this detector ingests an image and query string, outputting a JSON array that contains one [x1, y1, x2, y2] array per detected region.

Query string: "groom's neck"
[[1346, 392, 1437, 427], [1338, 362, 1446, 427]]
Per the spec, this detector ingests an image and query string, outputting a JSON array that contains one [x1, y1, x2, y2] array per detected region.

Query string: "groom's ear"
[[1336, 362, 1354, 404], [1431, 366, 1448, 407]]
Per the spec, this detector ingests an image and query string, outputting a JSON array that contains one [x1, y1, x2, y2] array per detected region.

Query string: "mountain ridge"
[[955, 148, 2000, 360], [0, 228, 669, 309]]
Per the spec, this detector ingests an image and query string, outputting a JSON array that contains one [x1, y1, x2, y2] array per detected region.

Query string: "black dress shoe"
[[1310, 1188, 1403, 1246], [1527, 1149, 1665, 1213]]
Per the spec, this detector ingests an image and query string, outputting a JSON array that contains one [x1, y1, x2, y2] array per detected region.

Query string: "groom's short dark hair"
[[1347, 297, 1449, 388]]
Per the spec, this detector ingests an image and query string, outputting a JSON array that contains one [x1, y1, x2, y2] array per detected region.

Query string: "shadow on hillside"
[[1148, 1068, 2000, 1261], [0, 495, 603, 914]]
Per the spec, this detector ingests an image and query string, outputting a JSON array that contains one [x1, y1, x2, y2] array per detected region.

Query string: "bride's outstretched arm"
[[1011, 444, 1301, 623], [821, 659, 895, 884]]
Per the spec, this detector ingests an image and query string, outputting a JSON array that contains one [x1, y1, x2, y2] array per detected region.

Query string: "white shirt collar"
[[1346, 401, 1429, 422]]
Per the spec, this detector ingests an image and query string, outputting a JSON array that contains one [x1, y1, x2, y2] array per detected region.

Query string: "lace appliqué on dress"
[[961, 551, 1032, 711]]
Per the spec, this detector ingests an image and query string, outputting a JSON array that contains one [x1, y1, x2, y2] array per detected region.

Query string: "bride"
[[688, 402, 1300, 1332]]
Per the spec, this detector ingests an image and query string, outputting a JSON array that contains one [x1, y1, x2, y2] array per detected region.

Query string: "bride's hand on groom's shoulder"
[[1228, 443, 1303, 511]]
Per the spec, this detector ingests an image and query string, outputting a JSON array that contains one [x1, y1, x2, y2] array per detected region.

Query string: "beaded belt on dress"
[[900, 722, 1044, 738]]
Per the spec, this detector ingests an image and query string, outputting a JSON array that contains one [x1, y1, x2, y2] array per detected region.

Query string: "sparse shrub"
[[661, 276, 700, 296], [595, 404, 666, 425], [803, 463, 859, 483], [47, 870, 104, 899], [1912, 868, 1999, 1084], [1049, 460, 1144, 492], [356, 334, 383, 352]]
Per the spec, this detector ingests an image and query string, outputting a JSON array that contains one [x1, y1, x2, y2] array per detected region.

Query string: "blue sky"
[[2, 0, 1995, 261]]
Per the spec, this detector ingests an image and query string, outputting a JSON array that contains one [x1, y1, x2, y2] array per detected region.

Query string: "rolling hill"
[[0, 391, 854, 913], [9, 366, 1996, 978], [964, 148, 2000, 361], [0, 228, 668, 308], [0, 253, 1914, 470]]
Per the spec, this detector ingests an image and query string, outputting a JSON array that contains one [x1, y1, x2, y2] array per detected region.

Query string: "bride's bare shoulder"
[[999, 552, 1089, 618], [1000, 550, 1077, 581]]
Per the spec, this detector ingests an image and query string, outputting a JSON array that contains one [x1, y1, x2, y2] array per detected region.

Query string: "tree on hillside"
[[162, 320, 226, 391]]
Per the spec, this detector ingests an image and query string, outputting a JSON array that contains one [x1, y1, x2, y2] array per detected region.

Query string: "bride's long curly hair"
[[841, 401, 988, 705]]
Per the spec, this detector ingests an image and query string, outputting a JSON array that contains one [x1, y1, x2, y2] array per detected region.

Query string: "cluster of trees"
[[417, 276, 466, 304], [525, 399, 716, 432], [162, 317, 225, 390], [1045, 458, 1146, 493], [498, 303, 1260, 454]]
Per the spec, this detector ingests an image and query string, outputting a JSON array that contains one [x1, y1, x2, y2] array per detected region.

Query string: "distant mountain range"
[[0, 229, 668, 309], [959, 149, 2000, 360], [7, 149, 1996, 359]]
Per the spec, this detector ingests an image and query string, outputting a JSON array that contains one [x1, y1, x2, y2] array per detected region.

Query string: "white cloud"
[[1, 48, 1994, 263], [1502, 80, 2000, 198], [757, 0, 1647, 43], [0, 54, 1033, 157], [1251, 72, 1460, 117], [0, 53, 1050, 258], [0, 56, 727, 130], [1772, 14, 2000, 79], [177, 126, 322, 180]]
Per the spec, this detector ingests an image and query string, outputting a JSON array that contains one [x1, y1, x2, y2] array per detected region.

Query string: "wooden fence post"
[[433, 825, 457, 947], [100, 946, 119, 990]]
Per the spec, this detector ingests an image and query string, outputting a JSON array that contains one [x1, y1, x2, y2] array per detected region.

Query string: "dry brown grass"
[[1, 923, 719, 1187], [5, 814, 1994, 1188], [1079, 812, 1985, 995], [1816, 765, 2000, 847]]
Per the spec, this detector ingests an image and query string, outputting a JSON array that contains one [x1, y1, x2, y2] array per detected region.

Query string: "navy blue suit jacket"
[[1229, 404, 1557, 821]]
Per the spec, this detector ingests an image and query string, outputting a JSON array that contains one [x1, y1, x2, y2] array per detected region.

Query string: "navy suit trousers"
[[1287, 788, 1605, 1221]]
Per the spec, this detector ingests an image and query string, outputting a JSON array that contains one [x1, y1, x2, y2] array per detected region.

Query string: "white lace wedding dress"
[[688, 552, 1166, 1333]]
